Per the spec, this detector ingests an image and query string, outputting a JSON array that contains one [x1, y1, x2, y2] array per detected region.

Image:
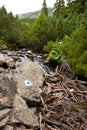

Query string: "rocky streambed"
[[0, 46, 87, 130]]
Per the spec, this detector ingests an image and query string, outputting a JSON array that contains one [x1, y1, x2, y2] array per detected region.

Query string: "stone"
[[0, 109, 10, 120], [0, 96, 12, 109], [14, 61, 44, 105], [17, 128, 34, 130], [0, 68, 4, 73], [5, 57, 15, 68], [14, 124, 31, 130], [0, 115, 9, 128], [15, 126, 25, 130], [0, 53, 5, 66], [9, 111, 20, 125], [2, 125, 14, 130], [14, 94, 39, 127], [0, 75, 17, 101], [12, 56, 20, 62], [1, 45, 8, 50]]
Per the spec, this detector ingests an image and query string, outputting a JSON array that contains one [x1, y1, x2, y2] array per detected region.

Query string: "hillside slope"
[[18, 8, 53, 19]]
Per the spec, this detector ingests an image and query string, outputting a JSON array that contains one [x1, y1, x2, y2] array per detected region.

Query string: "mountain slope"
[[18, 8, 53, 19]]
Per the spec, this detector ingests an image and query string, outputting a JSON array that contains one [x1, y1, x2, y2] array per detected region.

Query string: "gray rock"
[[0, 68, 4, 73], [1, 50, 8, 54], [6, 57, 15, 68], [15, 126, 25, 130], [0, 75, 17, 101], [0, 53, 5, 66], [12, 56, 20, 62], [14, 61, 44, 105], [17, 128, 34, 130], [9, 51, 17, 56], [14, 124, 29, 130], [0, 115, 9, 128], [0, 96, 12, 109], [9, 111, 20, 125], [1, 45, 8, 50], [0, 109, 10, 120], [14, 94, 39, 127], [2, 125, 14, 130]]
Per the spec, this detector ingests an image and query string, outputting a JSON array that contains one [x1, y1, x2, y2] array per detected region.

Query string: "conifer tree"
[[53, 0, 65, 17], [41, 0, 48, 16]]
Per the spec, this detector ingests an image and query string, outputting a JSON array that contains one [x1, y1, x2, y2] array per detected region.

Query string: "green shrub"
[[0, 39, 7, 47], [44, 40, 64, 64], [62, 24, 87, 80], [43, 41, 54, 53]]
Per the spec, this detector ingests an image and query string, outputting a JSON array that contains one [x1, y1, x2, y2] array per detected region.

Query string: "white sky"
[[0, 0, 55, 15]]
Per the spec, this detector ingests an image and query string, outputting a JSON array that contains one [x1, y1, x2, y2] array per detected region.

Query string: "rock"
[[0, 53, 5, 66], [0, 75, 17, 101], [0, 115, 9, 128], [0, 109, 10, 120], [10, 51, 17, 56], [5, 57, 15, 68], [14, 61, 44, 105], [1, 45, 8, 50], [1, 50, 8, 54], [9, 111, 20, 125], [14, 94, 39, 127], [0, 68, 4, 73], [15, 125, 26, 130], [0, 96, 12, 109], [12, 56, 20, 62], [2, 125, 14, 130], [17, 128, 34, 130], [14, 124, 33, 130]]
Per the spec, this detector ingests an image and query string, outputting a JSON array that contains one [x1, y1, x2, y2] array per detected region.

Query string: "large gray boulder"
[[14, 94, 39, 127], [14, 61, 44, 105]]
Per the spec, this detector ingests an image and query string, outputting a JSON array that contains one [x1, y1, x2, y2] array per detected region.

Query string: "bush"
[[44, 41, 64, 65], [62, 24, 87, 80], [0, 39, 7, 47]]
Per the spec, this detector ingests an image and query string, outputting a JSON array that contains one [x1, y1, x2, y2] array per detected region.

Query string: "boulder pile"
[[0, 46, 45, 130]]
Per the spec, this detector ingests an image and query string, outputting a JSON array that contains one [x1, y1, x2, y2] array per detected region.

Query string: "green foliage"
[[67, 0, 87, 13], [43, 41, 54, 52], [29, 12, 50, 52], [0, 39, 7, 47], [41, 5, 48, 16], [53, 0, 65, 17], [44, 41, 64, 64], [62, 24, 87, 79]]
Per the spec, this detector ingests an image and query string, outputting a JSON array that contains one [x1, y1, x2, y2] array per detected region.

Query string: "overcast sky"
[[0, 0, 55, 15]]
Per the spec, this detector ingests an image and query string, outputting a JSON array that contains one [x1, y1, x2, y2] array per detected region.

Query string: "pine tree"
[[41, 0, 48, 16], [53, 0, 65, 17]]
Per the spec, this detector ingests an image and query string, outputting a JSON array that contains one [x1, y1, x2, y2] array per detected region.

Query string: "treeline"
[[0, 0, 87, 79]]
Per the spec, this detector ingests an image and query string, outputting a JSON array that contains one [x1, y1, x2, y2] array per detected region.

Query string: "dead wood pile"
[[38, 63, 87, 130]]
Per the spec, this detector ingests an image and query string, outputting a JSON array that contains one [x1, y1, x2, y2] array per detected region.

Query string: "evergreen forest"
[[0, 0, 87, 80]]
